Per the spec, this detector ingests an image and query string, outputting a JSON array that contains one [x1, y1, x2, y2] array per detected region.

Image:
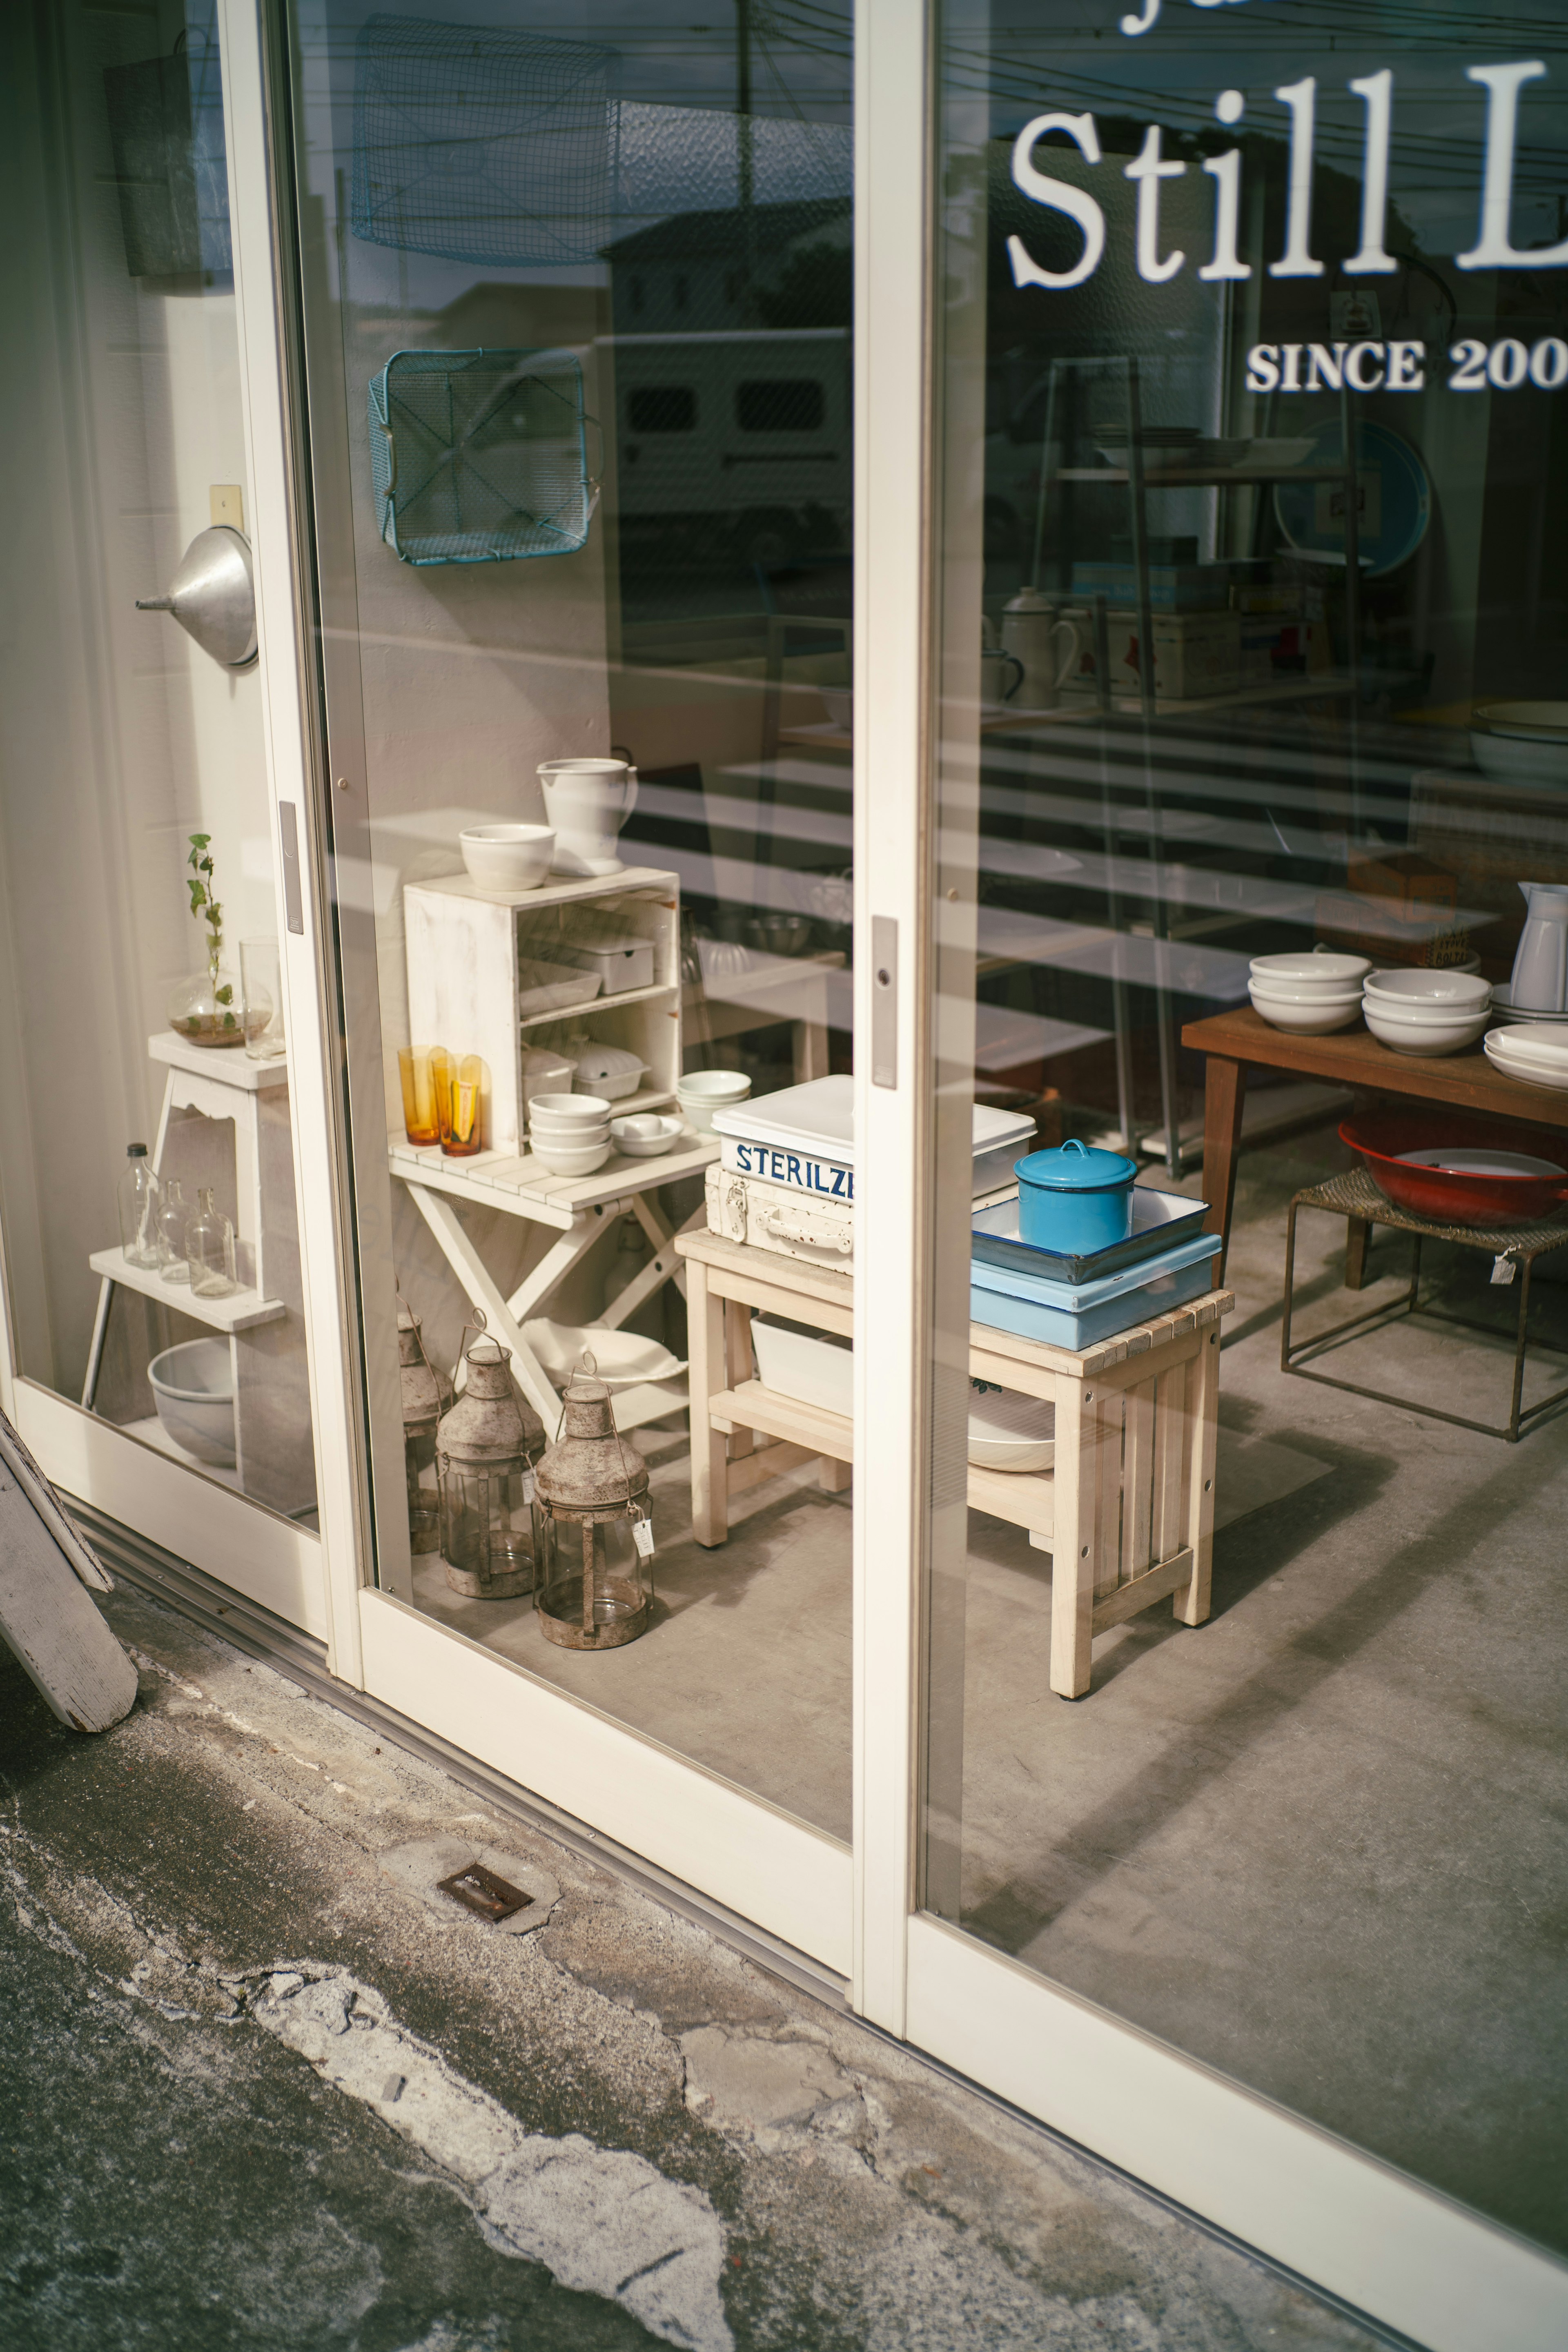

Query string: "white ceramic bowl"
[[1363, 968, 1492, 1009], [1484, 1032, 1568, 1089], [610, 1114, 686, 1158], [528, 1092, 612, 1124], [1249, 978, 1365, 1005], [1250, 951, 1370, 994], [148, 1337, 237, 1467], [1363, 1000, 1489, 1056], [530, 1116, 610, 1144], [1247, 984, 1362, 1034], [528, 1136, 615, 1175], [677, 1070, 753, 1133], [459, 824, 556, 892]]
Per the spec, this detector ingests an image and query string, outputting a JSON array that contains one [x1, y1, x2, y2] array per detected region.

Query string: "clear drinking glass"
[[240, 938, 285, 1060], [187, 1185, 238, 1298], [157, 1178, 191, 1283], [117, 1142, 161, 1269]]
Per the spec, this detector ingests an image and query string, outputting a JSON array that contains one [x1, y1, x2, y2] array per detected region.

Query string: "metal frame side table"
[[1281, 1165, 1568, 1442]]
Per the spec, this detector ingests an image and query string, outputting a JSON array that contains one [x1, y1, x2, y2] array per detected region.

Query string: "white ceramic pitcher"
[[539, 757, 639, 877], [1511, 881, 1568, 1011], [1000, 588, 1088, 709]]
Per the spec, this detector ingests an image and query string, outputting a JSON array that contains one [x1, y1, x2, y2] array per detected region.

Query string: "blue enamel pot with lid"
[[1014, 1137, 1139, 1253]]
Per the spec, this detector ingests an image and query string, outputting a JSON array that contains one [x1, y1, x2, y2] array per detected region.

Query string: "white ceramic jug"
[[1000, 588, 1087, 709], [539, 758, 639, 877], [1511, 881, 1568, 1011]]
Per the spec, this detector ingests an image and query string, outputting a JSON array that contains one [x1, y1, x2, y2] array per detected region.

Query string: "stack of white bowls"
[[527, 1091, 614, 1175], [1248, 950, 1369, 1034], [1361, 967, 1492, 1056], [1484, 1021, 1568, 1090], [677, 1068, 752, 1133]]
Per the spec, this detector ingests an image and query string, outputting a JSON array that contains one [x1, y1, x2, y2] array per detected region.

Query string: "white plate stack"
[[1483, 1022, 1568, 1091]]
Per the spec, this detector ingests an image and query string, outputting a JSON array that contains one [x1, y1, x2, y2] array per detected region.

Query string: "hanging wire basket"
[[352, 13, 617, 267], [368, 347, 600, 566]]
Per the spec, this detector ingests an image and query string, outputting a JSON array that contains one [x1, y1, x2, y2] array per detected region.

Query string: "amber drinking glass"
[[440, 1054, 486, 1157], [398, 1045, 450, 1146]]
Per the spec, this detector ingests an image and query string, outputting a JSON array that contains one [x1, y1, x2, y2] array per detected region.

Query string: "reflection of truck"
[[602, 326, 850, 564]]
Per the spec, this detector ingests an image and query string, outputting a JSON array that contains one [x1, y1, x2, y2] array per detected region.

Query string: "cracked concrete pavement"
[[0, 1581, 1392, 2351]]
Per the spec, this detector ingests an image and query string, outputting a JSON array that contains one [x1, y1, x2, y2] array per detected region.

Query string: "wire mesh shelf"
[[368, 347, 598, 567]]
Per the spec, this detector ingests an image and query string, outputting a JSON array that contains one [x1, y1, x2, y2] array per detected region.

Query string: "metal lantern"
[[436, 1316, 545, 1599], [397, 1293, 449, 1555], [532, 1356, 652, 1650]]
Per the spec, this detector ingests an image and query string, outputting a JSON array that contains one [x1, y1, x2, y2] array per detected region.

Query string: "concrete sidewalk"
[[0, 1581, 1389, 2352]]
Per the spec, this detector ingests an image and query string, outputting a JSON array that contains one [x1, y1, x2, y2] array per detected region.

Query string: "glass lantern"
[[533, 1356, 653, 1650], [397, 1293, 449, 1556], [436, 1318, 544, 1599]]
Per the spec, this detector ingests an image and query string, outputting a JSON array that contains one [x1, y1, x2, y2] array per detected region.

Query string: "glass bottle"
[[117, 1142, 161, 1270], [157, 1177, 191, 1283], [187, 1186, 238, 1298]]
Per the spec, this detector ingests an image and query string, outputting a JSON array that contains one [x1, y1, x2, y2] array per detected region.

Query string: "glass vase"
[[187, 1185, 238, 1298], [168, 968, 243, 1049], [240, 938, 285, 1060], [157, 1178, 191, 1282], [117, 1143, 161, 1270]]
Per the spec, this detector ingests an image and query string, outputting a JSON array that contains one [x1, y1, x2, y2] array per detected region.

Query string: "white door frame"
[[850, 0, 1568, 2345]]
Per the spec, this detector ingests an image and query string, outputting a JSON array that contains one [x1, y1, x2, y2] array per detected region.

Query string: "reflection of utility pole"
[[736, 0, 756, 312]]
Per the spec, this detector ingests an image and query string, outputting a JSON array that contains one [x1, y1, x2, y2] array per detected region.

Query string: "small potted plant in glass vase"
[[167, 833, 244, 1047]]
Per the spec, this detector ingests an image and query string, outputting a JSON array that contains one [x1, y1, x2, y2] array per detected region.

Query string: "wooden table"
[[675, 1227, 1234, 1699], [1183, 1007, 1568, 1282]]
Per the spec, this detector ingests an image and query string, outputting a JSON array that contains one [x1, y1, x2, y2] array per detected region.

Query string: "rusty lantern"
[[436, 1315, 545, 1599], [397, 1292, 449, 1555], [532, 1355, 652, 1650]]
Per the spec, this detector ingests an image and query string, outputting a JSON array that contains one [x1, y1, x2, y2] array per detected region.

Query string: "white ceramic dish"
[[1489, 981, 1568, 1022], [1363, 1001, 1489, 1056], [571, 1046, 648, 1101], [678, 1070, 753, 1133], [521, 1317, 686, 1392], [610, 1114, 685, 1158], [1482, 1021, 1568, 1065], [516, 961, 603, 1014], [1247, 983, 1362, 1034], [1484, 1032, 1568, 1089], [1474, 700, 1568, 740], [1396, 1146, 1565, 1178], [1363, 968, 1492, 1008], [1250, 950, 1370, 993], [528, 1137, 615, 1176], [1469, 727, 1568, 786], [459, 824, 556, 892], [751, 1316, 853, 1416], [1249, 978, 1365, 1005], [528, 1092, 612, 1123], [530, 1118, 610, 1145], [148, 1337, 237, 1467], [967, 1383, 1056, 1472]]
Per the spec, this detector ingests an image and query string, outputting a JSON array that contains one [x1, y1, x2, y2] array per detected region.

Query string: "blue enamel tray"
[[970, 1233, 1221, 1351], [972, 1184, 1209, 1285]]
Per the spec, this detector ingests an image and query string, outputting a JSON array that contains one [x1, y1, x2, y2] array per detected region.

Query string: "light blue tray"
[[970, 1232, 1221, 1350]]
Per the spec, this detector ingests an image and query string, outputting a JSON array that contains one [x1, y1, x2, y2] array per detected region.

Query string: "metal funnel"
[[136, 525, 257, 669]]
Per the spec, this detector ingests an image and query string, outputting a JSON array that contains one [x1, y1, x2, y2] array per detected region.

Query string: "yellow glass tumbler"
[[440, 1054, 486, 1158], [398, 1045, 450, 1147]]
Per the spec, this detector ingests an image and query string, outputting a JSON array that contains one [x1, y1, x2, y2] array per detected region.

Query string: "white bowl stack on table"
[[1361, 967, 1492, 1056], [1483, 1021, 1568, 1090], [1247, 949, 1370, 1035], [526, 1091, 615, 1175], [677, 1068, 753, 1134]]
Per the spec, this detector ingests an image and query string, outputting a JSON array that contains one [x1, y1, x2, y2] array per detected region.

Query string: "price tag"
[[632, 1516, 655, 1560], [521, 1471, 537, 1504], [1491, 1255, 1518, 1287]]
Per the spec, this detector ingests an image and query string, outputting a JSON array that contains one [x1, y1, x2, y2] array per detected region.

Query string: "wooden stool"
[[675, 1228, 1234, 1698]]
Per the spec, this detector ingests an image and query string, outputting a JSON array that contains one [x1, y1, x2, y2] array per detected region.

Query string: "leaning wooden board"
[[0, 1411, 138, 1732]]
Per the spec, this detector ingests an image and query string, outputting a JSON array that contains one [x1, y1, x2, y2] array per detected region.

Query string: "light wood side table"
[[674, 1227, 1235, 1698]]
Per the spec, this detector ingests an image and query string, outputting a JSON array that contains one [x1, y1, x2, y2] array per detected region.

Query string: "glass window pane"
[[927, 0, 1568, 2253], [0, 0, 316, 1526], [287, 0, 854, 1836]]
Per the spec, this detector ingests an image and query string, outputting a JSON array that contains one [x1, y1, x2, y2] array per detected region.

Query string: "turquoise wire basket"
[[368, 347, 598, 566]]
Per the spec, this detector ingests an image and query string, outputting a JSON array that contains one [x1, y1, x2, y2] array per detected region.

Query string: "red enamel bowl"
[[1339, 1109, 1568, 1228]]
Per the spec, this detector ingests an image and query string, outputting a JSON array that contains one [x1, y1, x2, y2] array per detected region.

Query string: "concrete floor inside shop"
[[409, 1111, 1568, 2260]]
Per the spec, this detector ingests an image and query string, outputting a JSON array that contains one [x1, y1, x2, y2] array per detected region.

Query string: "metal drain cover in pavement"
[[437, 1861, 535, 1922]]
